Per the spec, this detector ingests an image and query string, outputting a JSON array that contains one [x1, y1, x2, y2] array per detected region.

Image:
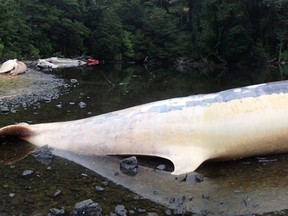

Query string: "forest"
[[0, 0, 288, 66]]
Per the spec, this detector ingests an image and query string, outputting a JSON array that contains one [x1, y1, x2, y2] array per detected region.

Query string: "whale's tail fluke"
[[0, 123, 33, 139]]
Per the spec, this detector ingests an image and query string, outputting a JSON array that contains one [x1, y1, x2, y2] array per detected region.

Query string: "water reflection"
[[1, 64, 288, 215], [18, 64, 288, 124]]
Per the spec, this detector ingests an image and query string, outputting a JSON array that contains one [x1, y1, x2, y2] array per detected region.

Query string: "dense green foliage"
[[1, 0, 288, 65]]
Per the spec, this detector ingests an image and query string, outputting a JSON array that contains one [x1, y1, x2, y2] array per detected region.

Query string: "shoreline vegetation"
[[1, 0, 288, 68]]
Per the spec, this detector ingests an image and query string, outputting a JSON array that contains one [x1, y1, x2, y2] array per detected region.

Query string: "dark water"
[[1, 64, 288, 215]]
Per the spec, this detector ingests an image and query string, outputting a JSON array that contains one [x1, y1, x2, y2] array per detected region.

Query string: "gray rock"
[[147, 213, 158, 216], [95, 186, 105, 192], [48, 207, 66, 216], [101, 181, 109, 187], [22, 170, 33, 176], [32, 145, 53, 165], [202, 192, 209, 200], [79, 101, 86, 108], [71, 79, 78, 84], [54, 189, 62, 197], [120, 156, 138, 176], [156, 164, 166, 171], [114, 205, 127, 216], [71, 199, 102, 216], [179, 172, 205, 184], [173, 196, 186, 215]]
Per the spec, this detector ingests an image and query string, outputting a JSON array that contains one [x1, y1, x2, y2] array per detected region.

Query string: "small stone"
[[101, 181, 109, 187], [71, 199, 102, 216], [137, 208, 146, 213], [79, 101, 86, 108], [165, 209, 172, 215], [71, 79, 78, 84], [9, 193, 15, 198], [169, 198, 175, 204], [202, 192, 209, 200], [2, 184, 9, 189], [10, 108, 17, 113], [32, 145, 53, 165], [115, 205, 127, 216], [156, 164, 166, 171], [120, 156, 138, 176], [147, 213, 158, 216], [1, 106, 9, 113], [128, 210, 135, 214], [22, 170, 33, 176], [153, 190, 160, 195], [174, 196, 186, 215], [95, 186, 105, 192], [56, 104, 62, 108], [54, 189, 62, 197], [48, 207, 66, 216], [185, 173, 205, 184]]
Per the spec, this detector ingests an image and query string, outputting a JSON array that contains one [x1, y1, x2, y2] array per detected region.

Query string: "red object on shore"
[[87, 57, 100, 65]]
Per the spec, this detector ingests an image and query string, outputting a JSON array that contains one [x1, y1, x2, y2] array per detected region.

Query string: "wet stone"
[[71, 199, 102, 216], [114, 205, 127, 216], [120, 156, 138, 176], [32, 145, 53, 165]]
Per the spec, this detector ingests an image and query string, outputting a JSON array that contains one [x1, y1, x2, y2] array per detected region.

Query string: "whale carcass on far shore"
[[1, 80, 288, 175], [36, 57, 86, 69], [0, 59, 27, 75]]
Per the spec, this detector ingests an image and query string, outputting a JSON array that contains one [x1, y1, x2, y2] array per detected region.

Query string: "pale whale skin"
[[0, 59, 27, 75], [1, 80, 288, 175]]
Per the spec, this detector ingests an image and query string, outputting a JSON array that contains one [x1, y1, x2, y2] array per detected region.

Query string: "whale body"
[[37, 57, 86, 69], [0, 59, 27, 75], [1, 80, 288, 175]]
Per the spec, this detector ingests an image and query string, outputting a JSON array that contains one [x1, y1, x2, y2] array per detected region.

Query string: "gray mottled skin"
[[147, 81, 288, 114]]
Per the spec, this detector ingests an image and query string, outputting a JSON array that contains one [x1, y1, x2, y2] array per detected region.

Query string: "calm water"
[[1, 64, 288, 215]]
